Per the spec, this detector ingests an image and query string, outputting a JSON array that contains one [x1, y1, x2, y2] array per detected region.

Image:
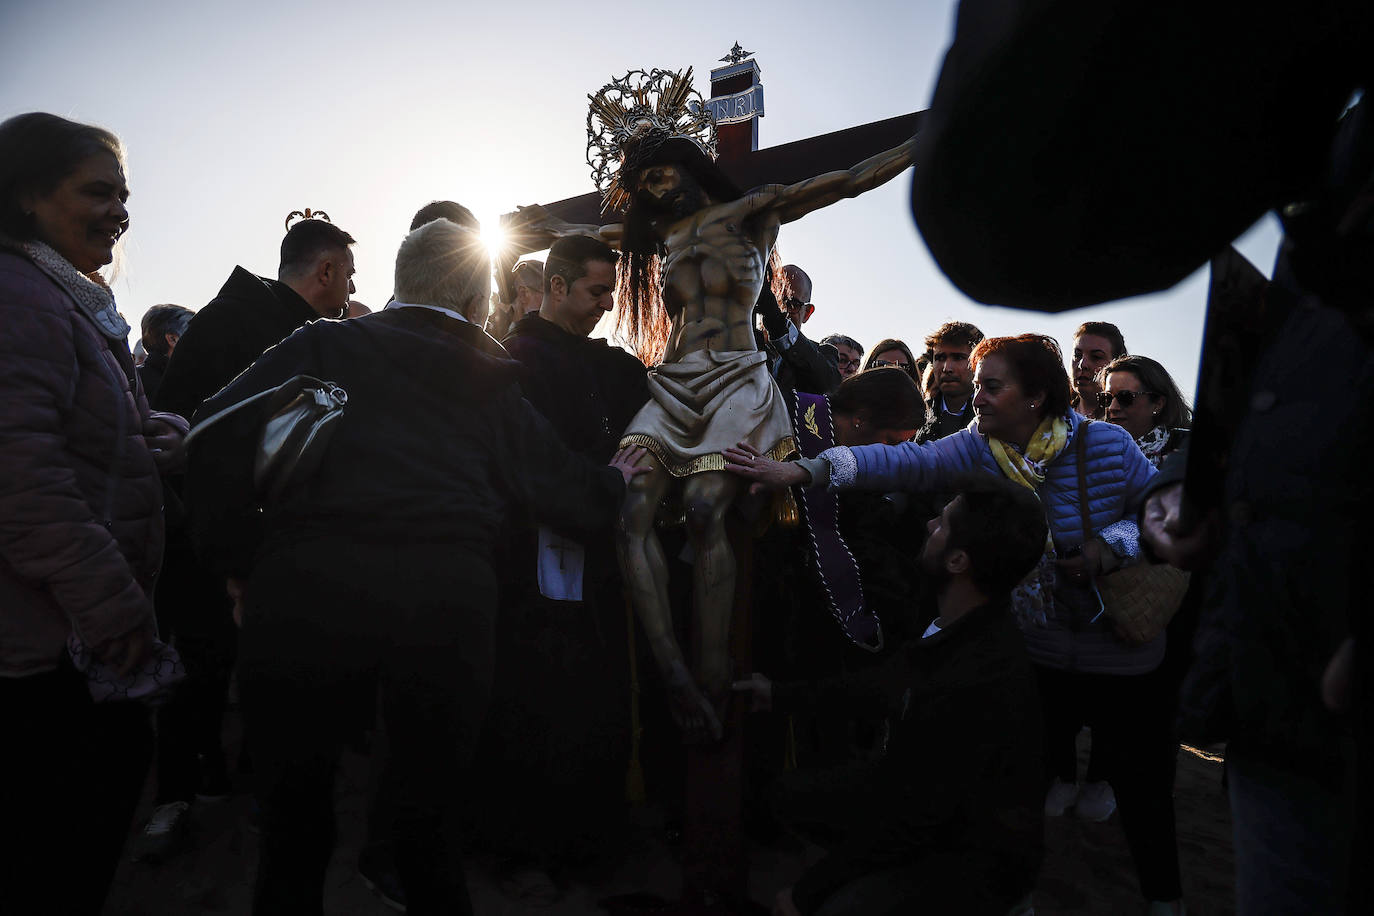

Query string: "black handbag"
[[182, 375, 348, 503]]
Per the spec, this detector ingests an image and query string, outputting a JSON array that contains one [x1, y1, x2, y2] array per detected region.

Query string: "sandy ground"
[[104, 724, 1233, 915]]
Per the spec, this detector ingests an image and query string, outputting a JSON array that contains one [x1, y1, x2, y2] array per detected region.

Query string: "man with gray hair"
[[184, 216, 646, 915]]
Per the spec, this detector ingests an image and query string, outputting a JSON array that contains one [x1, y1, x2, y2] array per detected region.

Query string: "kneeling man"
[[735, 477, 1048, 916]]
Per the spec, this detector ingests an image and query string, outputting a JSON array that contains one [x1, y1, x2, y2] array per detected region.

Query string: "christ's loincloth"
[[620, 348, 797, 477]]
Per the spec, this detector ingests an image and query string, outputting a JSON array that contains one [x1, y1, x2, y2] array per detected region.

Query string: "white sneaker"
[[132, 800, 191, 862], [1074, 780, 1117, 822], [1044, 778, 1079, 817]]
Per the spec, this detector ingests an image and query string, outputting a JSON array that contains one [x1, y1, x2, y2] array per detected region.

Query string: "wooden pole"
[[680, 512, 754, 910]]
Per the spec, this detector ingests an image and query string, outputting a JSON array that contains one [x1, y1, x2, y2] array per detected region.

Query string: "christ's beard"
[[669, 186, 708, 220], [639, 185, 709, 221]]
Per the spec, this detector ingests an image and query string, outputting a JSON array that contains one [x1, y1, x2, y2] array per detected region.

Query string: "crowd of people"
[[1, 16, 1367, 911]]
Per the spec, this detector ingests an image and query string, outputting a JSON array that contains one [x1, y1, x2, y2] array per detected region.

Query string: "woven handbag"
[[182, 375, 348, 503], [1074, 422, 1189, 644]]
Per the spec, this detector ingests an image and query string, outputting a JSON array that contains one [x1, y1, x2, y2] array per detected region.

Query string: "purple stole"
[[791, 391, 883, 652]]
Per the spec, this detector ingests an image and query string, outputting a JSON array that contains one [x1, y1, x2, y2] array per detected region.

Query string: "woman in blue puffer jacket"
[[727, 334, 1184, 914]]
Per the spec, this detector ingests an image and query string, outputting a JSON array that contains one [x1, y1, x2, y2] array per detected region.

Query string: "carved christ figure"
[[514, 70, 914, 742]]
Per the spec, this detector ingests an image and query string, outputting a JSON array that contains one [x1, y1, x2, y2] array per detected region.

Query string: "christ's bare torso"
[[658, 202, 779, 362], [529, 133, 914, 742]]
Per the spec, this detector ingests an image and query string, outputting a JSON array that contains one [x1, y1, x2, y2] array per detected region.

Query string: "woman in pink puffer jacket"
[[0, 112, 181, 915]]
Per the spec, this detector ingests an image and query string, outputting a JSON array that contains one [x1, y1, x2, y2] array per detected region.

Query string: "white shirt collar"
[[939, 393, 969, 416], [385, 300, 471, 324]]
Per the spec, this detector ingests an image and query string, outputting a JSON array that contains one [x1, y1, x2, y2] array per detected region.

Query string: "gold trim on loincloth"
[[620, 433, 798, 478]]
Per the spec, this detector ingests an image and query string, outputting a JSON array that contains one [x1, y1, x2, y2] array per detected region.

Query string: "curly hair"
[[923, 320, 984, 354]]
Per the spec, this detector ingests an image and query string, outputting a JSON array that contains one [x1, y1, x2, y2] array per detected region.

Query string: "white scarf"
[[0, 236, 130, 340]]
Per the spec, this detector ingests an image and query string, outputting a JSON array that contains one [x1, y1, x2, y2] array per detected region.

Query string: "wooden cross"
[[498, 48, 924, 911], [496, 50, 923, 300]]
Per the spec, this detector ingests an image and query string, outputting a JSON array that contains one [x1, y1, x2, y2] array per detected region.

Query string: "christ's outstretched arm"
[[768, 136, 917, 225], [504, 204, 625, 252]]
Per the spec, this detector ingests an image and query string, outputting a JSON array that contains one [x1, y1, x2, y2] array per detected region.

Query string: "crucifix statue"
[[510, 66, 914, 743]]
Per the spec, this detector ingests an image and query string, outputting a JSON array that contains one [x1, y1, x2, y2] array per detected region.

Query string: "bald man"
[[763, 263, 841, 395]]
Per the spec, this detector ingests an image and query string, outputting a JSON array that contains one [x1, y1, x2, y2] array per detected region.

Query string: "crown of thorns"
[[586, 67, 717, 215]]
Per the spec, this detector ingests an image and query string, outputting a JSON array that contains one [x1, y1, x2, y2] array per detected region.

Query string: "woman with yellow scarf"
[[726, 334, 1184, 915]]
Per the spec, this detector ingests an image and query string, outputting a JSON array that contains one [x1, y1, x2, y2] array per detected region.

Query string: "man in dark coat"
[[471, 235, 649, 884], [135, 303, 193, 404], [734, 477, 1049, 916], [154, 219, 356, 419], [184, 217, 644, 915], [131, 218, 358, 861], [761, 264, 843, 396]]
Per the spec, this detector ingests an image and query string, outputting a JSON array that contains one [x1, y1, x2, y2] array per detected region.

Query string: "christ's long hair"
[[614, 202, 669, 366]]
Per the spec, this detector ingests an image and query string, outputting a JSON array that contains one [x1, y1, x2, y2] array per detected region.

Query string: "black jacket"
[[137, 349, 170, 404], [917, 395, 975, 443], [774, 599, 1045, 915], [154, 266, 320, 420], [498, 314, 648, 591], [185, 309, 626, 577], [773, 329, 843, 396], [502, 314, 648, 461]]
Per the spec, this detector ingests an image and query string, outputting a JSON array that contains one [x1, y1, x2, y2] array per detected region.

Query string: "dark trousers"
[[1035, 664, 1182, 901], [0, 662, 153, 916], [1044, 701, 1109, 784], [239, 538, 496, 916], [469, 585, 631, 867], [771, 763, 1034, 916], [153, 540, 237, 803]]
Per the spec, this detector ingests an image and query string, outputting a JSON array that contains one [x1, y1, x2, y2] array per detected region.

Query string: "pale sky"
[[3, 0, 1281, 398]]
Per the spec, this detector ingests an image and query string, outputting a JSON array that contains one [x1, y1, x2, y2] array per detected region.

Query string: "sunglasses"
[[781, 297, 811, 312], [870, 359, 912, 371], [836, 355, 862, 369], [1097, 389, 1156, 409]]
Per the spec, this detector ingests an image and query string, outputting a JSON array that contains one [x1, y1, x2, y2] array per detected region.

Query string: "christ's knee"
[[683, 496, 728, 544], [619, 487, 659, 543]]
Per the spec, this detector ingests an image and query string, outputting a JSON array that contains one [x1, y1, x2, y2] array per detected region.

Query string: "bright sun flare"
[[481, 219, 507, 260]]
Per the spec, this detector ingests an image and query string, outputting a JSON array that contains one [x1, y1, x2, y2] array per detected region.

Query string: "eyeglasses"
[[781, 297, 811, 312], [870, 359, 912, 371], [1097, 389, 1156, 409], [836, 356, 862, 369]]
